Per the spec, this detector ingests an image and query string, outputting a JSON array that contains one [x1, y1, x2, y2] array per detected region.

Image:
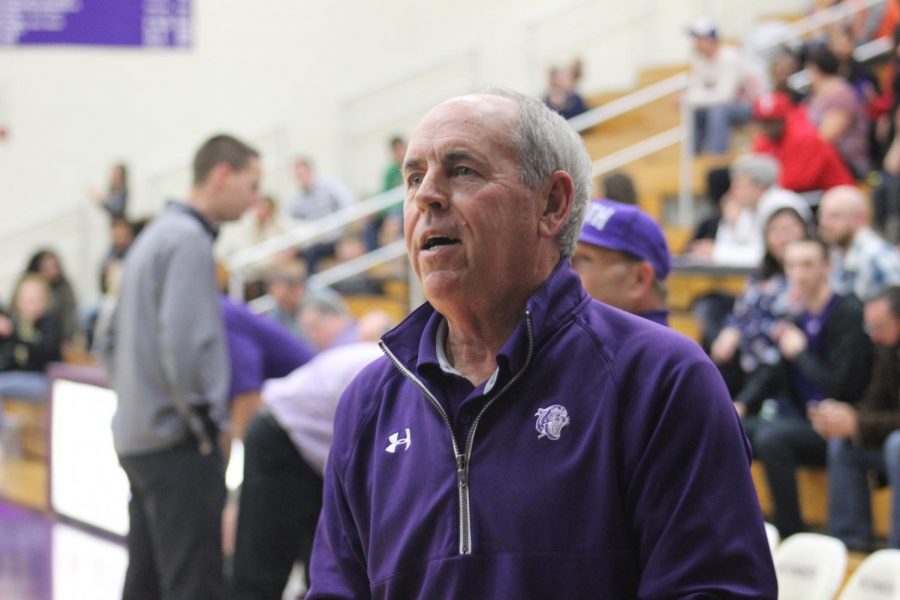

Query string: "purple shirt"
[[309, 262, 776, 599], [219, 296, 315, 399]]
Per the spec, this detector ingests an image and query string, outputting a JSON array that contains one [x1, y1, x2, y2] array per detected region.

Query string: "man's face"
[[571, 242, 641, 312], [864, 298, 900, 346], [757, 119, 786, 142], [402, 95, 546, 308], [728, 171, 765, 207], [268, 279, 303, 312], [693, 36, 718, 58], [818, 195, 858, 247], [294, 162, 313, 188], [217, 158, 261, 223], [784, 241, 829, 303]]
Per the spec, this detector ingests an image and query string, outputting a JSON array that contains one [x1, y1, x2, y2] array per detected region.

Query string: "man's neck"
[[803, 284, 833, 316], [186, 190, 218, 226]]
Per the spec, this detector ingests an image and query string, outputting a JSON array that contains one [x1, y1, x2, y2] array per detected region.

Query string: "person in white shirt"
[[685, 17, 756, 155]]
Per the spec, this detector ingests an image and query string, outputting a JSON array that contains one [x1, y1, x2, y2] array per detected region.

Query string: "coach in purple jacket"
[[308, 90, 777, 599]]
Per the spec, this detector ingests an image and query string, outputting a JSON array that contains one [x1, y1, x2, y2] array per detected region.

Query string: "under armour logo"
[[385, 428, 412, 453]]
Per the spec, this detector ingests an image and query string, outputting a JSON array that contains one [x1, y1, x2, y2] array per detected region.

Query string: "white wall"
[[0, 0, 807, 305]]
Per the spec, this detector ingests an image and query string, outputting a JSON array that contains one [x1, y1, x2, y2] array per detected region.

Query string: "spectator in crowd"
[[298, 291, 358, 351], [0, 275, 62, 406], [770, 49, 805, 104], [737, 237, 872, 538], [216, 195, 288, 260], [308, 90, 775, 598], [805, 44, 871, 178], [829, 25, 881, 102], [813, 285, 900, 551], [98, 217, 135, 289], [330, 233, 385, 296], [752, 92, 856, 193], [87, 162, 129, 220], [289, 157, 356, 273], [688, 167, 733, 250], [232, 311, 393, 599], [685, 17, 754, 154], [600, 171, 638, 205], [24, 249, 78, 346], [543, 61, 589, 121], [818, 185, 900, 301], [873, 110, 900, 242], [571, 199, 671, 325], [711, 206, 812, 396], [100, 134, 261, 599], [691, 153, 812, 267], [365, 136, 407, 251], [261, 260, 308, 340]]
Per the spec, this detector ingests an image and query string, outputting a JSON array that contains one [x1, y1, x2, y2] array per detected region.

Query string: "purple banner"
[[0, 0, 192, 48]]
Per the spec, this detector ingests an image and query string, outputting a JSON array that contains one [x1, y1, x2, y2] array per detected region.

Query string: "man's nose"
[[412, 171, 450, 212]]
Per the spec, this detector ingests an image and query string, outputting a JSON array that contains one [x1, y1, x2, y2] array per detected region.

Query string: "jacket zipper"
[[379, 310, 535, 555]]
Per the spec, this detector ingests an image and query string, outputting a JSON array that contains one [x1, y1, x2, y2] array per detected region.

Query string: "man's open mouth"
[[423, 236, 461, 250]]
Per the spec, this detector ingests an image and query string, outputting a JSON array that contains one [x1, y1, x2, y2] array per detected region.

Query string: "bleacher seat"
[[774, 533, 848, 600], [765, 522, 781, 555], [839, 549, 900, 600]]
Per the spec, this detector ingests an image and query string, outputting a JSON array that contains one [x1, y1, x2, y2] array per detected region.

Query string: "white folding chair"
[[839, 549, 900, 600], [774, 533, 848, 600], [766, 522, 781, 555]]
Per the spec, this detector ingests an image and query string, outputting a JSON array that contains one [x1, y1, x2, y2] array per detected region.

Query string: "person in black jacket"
[[0, 274, 63, 407], [736, 237, 873, 538], [812, 285, 900, 550]]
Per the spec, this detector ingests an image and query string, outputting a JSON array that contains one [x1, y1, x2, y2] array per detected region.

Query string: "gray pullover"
[[102, 202, 229, 456]]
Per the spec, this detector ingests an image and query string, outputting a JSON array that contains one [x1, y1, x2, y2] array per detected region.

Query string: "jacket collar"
[[381, 259, 590, 382]]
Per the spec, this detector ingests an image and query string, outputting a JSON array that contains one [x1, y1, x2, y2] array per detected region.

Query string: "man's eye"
[[452, 166, 474, 176], [407, 174, 423, 186]]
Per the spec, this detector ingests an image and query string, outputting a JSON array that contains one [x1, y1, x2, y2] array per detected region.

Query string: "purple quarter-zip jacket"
[[308, 262, 777, 599]]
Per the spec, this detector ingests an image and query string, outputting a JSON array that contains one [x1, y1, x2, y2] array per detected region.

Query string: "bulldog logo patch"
[[534, 405, 570, 441]]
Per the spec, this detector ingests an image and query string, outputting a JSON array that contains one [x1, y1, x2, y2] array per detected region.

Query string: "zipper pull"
[[456, 453, 468, 487]]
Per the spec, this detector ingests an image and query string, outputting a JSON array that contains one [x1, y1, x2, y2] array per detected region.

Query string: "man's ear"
[[538, 171, 576, 240], [208, 162, 233, 189], [630, 261, 656, 298]]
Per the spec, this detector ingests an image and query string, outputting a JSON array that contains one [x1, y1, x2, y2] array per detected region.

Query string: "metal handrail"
[[569, 73, 688, 133], [226, 186, 404, 298], [307, 239, 407, 290]]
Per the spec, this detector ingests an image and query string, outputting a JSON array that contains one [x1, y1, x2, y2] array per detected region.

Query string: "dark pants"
[[231, 411, 324, 599], [118, 438, 227, 600], [745, 415, 827, 538]]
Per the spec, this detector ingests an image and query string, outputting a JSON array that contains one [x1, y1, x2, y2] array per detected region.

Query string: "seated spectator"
[[0, 275, 63, 407], [770, 49, 805, 105], [693, 153, 813, 267], [365, 135, 406, 251], [232, 310, 394, 598], [260, 260, 308, 341], [872, 110, 900, 242], [330, 234, 385, 296], [87, 162, 129, 219], [710, 207, 811, 396], [217, 195, 288, 260], [23, 248, 78, 346], [571, 199, 671, 326], [812, 285, 900, 551], [600, 171, 638, 205], [298, 291, 358, 351], [752, 92, 856, 193], [289, 157, 356, 273], [819, 185, 900, 301], [685, 17, 754, 154], [737, 237, 872, 538], [688, 167, 732, 250], [829, 25, 881, 102], [805, 43, 871, 178], [543, 61, 588, 121]]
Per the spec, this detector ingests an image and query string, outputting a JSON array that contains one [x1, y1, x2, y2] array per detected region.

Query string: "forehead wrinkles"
[[409, 99, 520, 162]]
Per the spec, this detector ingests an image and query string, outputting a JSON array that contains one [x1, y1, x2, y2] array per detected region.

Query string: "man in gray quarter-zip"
[[100, 134, 260, 600], [307, 89, 777, 599]]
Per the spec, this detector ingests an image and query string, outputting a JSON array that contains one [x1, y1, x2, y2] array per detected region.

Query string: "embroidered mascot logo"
[[534, 405, 570, 441]]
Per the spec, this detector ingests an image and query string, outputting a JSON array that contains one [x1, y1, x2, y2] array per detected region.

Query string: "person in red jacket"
[[752, 92, 856, 193]]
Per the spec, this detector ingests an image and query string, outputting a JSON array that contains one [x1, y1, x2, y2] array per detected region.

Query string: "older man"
[[308, 90, 776, 598], [812, 286, 900, 551], [819, 185, 900, 301], [572, 199, 671, 325]]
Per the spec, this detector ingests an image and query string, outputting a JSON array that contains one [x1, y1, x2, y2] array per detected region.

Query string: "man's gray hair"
[[730, 153, 780, 189], [481, 88, 593, 257]]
